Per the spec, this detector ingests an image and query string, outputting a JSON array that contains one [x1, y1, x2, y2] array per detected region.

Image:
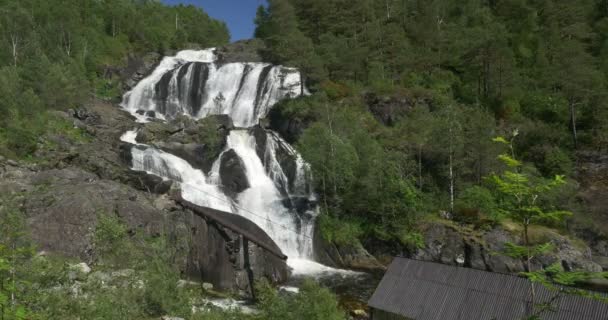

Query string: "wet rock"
[[122, 52, 162, 91], [128, 171, 174, 194], [137, 115, 232, 173], [219, 149, 250, 196], [250, 126, 267, 160]]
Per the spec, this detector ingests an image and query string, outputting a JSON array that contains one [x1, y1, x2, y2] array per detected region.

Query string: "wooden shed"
[[368, 257, 608, 320]]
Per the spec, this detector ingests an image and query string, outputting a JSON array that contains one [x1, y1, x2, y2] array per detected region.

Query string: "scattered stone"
[[351, 309, 369, 318], [455, 254, 465, 265], [177, 279, 199, 289], [73, 262, 92, 274], [161, 316, 185, 320], [439, 210, 453, 220], [202, 282, 214, 291]]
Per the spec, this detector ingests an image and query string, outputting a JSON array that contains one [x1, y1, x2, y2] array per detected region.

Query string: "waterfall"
[[121, 49, 319, 266], [122, 49, 303, 127]]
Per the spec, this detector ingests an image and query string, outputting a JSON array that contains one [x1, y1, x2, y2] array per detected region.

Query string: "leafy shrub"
[[318, 214, 363, 245], [455, 186, 499, 224], [256, 278, 346, 320]]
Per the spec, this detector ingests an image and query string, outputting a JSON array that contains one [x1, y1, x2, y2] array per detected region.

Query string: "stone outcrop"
[[215, 39, 265, 64], [0, 162, 288, 295], [312, 222, 386, 273], [364, 92, 433, 126], [408, 221, 603, 274], [135, 115, 233, 174]]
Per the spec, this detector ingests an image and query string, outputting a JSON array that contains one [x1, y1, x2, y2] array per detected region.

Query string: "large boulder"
[[219, 149, 250, 196]]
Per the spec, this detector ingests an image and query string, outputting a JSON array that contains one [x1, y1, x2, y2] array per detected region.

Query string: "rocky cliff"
[[0, 97, 289, 295]]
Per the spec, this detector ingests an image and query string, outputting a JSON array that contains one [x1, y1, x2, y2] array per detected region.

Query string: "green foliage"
[[455, 186, 500, 224], [0, 196, 35, 320], [255, 278, 346, 320], [398, 231, 425, 250], [318, 214, 363, 246], [0, 0, 229, 159]]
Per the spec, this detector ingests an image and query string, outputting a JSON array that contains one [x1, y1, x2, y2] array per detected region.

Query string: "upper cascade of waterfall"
[[122, 48, 305, 127]]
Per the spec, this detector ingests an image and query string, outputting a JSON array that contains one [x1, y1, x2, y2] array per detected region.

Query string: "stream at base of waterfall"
[[119, 49, 366, 282]]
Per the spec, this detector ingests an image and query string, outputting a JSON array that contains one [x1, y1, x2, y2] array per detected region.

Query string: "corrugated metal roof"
[[368, 257, 608, 320]]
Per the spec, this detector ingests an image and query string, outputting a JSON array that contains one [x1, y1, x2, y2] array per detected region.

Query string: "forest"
[[255, 0, 608, 248]]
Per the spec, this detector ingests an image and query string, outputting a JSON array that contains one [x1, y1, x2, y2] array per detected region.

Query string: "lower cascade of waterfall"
[[120, 49, 344, 275]]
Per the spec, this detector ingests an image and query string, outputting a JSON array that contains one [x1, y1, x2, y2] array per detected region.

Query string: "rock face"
[[573, 151, 608, 270], [364, 92, 432, 126], [265, 107, 310, 144], [136, 115, 233, 174], [215, 39, 265, 64], [0, 100, 289, 295], [408, 222, 603, 274], [121, 52, 163, 91], [312, 223, 386, 273]]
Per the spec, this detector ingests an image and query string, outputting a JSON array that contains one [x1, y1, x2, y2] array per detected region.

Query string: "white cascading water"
[[123, 49, 303, 127], [120, 49, 335, 274]]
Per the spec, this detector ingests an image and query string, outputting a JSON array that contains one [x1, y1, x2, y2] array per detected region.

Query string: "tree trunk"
[[569, 101, 578, 149], [10, 34, 18, 67], [449, 152, 454, 213], [418, 145, 423, 190]]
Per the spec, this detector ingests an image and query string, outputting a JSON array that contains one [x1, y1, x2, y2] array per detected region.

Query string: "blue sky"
[[162, 0, 267, 41]]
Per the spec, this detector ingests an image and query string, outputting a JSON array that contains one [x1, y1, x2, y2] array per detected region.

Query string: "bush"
[[256, 278, 346, 320], [318, 214, 363, 245], [455, 186, 499, 224]]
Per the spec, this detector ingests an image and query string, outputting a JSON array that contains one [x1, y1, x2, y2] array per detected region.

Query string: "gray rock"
[[592, 255, 608, 271], [413, 223, 467, 266], [219, 149, 250, 196], [215, 39, 265, 64], [313, 221, 385, 272], [202, 282, 214, 291]]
